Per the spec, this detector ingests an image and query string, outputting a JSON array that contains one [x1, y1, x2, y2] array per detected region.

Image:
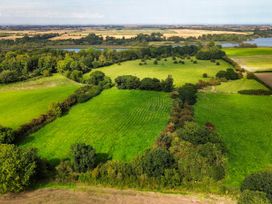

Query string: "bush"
[[216, 68, 240, 80], [138, 148, 175, 177], [115, 75, 141, 89], [139, 77, 161, 91], [56, 160, 75, 182], [71, 143, 96, 173], [75, 85, 102, 103], [161, 75, 174, 92], [86, 71, 105, 85], [0, 126, 15, 144], [178, 122, 224, 146], [202, 73, 208, 78], [196, 48, 226, 60], [0, 144, 38, 193], [238, 190, 270, 204], [247, 72, 256, 79], [177, 83, 198, 105], [0, 70, 19, 84], [238, 89, 272, 96], [241, 171, 272, 201]]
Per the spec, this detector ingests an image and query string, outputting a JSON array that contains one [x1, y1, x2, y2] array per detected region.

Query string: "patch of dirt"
[[255, 73, 272, 88], [0, 187, 235, 204]]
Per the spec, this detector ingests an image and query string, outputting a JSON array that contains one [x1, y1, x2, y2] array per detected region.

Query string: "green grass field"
[[195, 93, 272, 187], [203, 78, 268, 93], [85, 58, 231, 86], [21, 88, 172, 162], [224, 48, 272, 72], [0, 75, 80, 129]]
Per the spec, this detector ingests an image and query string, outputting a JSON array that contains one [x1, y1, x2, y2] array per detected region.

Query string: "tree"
[[0, 144, 37, 193], [87, 71, 105, 85], [139, 77, 161, 91], [0, 126, 15, 144], [140, 148, 174, 177], [0, 70, 18, 83], [161, 75, 174, 92], [177, 83, 198, 105], [71, 143, 96, 173], [115, 75, 141, 89]]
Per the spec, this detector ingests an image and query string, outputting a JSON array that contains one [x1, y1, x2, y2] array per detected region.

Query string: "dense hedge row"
[[238, 89, 272, 96], [115, 75, 174, 92]]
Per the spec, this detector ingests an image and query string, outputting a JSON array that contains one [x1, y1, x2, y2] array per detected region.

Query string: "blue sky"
[[0, 0, 271, 25]]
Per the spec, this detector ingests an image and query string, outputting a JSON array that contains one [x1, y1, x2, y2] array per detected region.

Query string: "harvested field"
[[255, 73, 272, 88]]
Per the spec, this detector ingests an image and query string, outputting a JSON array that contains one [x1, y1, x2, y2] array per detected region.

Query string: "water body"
[[221, 37, 272, 48], [62, 48, 129, 53]]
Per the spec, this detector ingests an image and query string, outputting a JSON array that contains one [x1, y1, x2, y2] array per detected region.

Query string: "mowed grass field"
[[0, 75, 80, 129], [86, 58, 231, 86], [21, 88, 172, 162], [195, 93, 272, 187], [224, 48, 272, 72]]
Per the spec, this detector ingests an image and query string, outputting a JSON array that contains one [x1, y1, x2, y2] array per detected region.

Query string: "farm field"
[[21, 88, 172, 162], [203, 78, 268, 93], [255, 73, 272, 88], [195, 93, 272, 187], [86, 58, 231, 86], [224, 48, 272, 72], [0, 75, 80, 129]]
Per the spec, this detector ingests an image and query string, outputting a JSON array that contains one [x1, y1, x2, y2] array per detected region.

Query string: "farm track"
[[0, 187, 235, 204]]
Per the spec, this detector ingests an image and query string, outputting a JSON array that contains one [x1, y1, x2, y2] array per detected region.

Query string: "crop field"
[[224, 48, 272, 72], [0, 75, 80, 129], [21, 88, 172, 162], [86, 58, 231, 86], [195, 93, 272, 187], [203, 78, 268, 93], [255, 73, 272, 88]]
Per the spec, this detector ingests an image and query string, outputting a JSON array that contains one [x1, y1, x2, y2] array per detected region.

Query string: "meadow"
[[21, 88, 172, 162], [86, 58, 231, 86], [195, 93, 272, 187], [0, 75, 80, 129], [202, 78, 268, 93], [224, 48, 272, 72]]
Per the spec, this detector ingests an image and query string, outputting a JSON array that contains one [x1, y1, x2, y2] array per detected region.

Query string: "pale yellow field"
[[0, 28, 250, 41]]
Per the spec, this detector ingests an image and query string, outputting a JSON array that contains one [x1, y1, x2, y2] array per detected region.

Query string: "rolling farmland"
[[21, 88, 172, 162], [0, 75, 80, 129], [86, 58, 231, 86]]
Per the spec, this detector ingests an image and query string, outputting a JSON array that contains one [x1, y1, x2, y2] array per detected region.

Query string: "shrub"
[[216, 62, 220, 66], [69, 70, 83, 82], [196, 47, 226, 60], [75, 85, 102, 103], [56, 160, 75, 182], [241, 171, 272, 201], [247, 72, 256, 79], [138, 148, 175, 177], [71, 143, 96, 173], [238, 89, 272, 96], [216, 68, 240, 80], [0, 70, 19, 84], [86, 71, 112, 89], [203, 73, 208, 78], [0, 144, 38, 193], [177, 83, 198, 105], [115, 75, 141, 89], [0, 126, 15, 144], [139, 78, 161, 91], [161, 75, 174, 92], [238, 190, 270, 204], [153, 60, 158, 65]]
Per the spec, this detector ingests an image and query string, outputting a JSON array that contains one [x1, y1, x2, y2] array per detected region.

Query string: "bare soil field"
[[0, 187, 235, 204], [255, 73, 272, 88]]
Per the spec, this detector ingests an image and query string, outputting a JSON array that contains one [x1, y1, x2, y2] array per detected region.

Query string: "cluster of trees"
[[0, 45, 199, 84], [199, 34, 251, 42], [216, 68, 241, 80], [115, 75, 174, 92], [196, 47, 226, 60]]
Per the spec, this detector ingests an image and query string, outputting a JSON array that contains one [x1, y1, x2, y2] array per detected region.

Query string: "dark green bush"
[[0, 126, 15, 144], [177, 83, 198, 105], [75, 85, 102, 103], [216, 68, 240, 80], [238, 89, 272, 96], [238, 190, 270, 204], [115, 75, 141, 89], [139, 77, 161, 91], [71, 143, 97, 173], [241, 171, 272, 201]]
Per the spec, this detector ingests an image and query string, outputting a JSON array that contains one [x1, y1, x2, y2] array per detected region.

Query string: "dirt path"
[[0, 187, 235, 204]]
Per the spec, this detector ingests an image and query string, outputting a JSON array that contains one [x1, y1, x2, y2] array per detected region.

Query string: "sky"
[[0, 0, 271, 25]]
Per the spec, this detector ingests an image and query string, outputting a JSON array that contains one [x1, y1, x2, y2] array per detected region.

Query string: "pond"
[[221, 37, 272, 48]]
